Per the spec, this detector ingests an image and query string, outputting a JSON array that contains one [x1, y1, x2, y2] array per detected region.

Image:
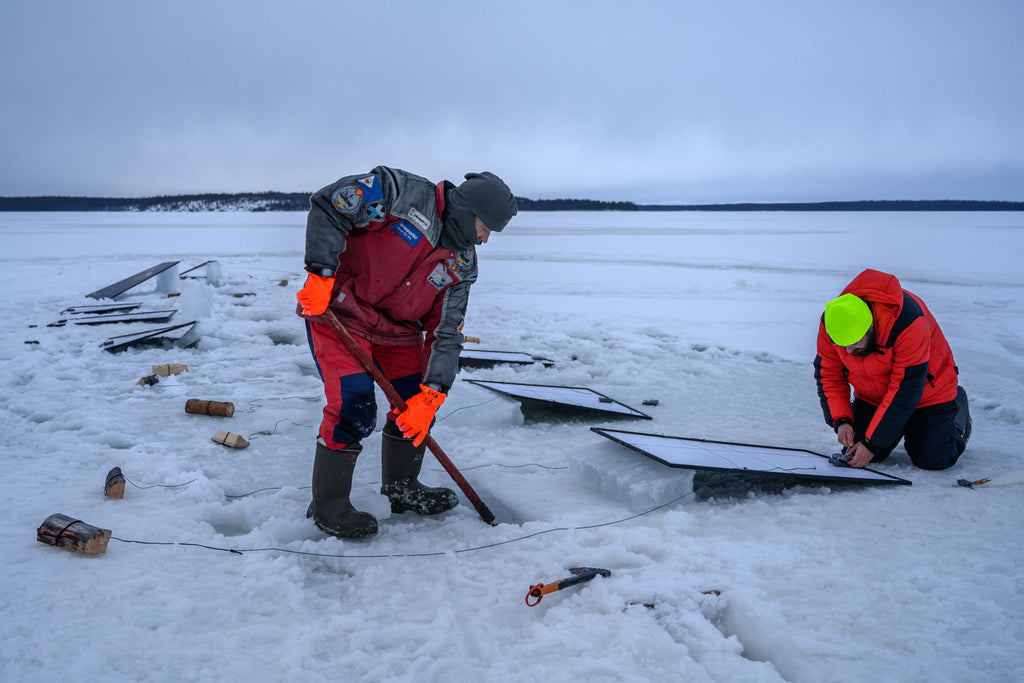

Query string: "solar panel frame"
[[464, 379, 652, 420], [591, 427, 911, 486], [49, 309, 178, 327], [99, 321, 198, 353], [86, 261, 181, 300], [61, 302, 143, 315], [458, 349, 555, 370]]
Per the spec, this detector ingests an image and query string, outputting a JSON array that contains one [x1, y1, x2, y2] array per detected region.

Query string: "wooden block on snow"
[[104, 467, 126, 499], [185, 399, 234, 417], [37, 514, 111, 554], [212, 430, 249, 449], [152, 363, 188, 377]]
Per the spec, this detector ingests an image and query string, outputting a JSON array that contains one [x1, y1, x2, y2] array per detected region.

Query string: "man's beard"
[[847, 327, 877, 356]]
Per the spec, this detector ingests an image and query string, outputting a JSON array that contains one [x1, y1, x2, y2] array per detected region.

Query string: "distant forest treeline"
[[0, 193, 1022, 212], [0, 193, 637, 212], [0, 192, 310, 212], [641, 200, 1024, 211]]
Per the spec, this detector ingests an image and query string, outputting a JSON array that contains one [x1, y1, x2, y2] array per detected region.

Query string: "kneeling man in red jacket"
[[814, 269, 971, 470]]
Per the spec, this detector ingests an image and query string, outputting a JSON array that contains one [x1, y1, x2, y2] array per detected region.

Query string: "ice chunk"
[[566, 439, 695, 511]]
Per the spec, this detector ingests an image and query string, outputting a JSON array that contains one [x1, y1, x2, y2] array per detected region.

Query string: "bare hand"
[[846, 441, 873, 468], [836, 423, 855, 449]]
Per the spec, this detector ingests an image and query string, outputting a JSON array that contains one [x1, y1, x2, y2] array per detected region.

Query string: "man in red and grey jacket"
[[297, 166, 517, 538], [814, 268, 971, 470]]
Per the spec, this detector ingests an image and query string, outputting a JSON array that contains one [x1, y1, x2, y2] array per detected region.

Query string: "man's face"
[[844, 326, 876, 356], [474, 216, 492, 244]]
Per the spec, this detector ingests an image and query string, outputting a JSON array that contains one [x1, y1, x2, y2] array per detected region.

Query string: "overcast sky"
[[1, 1, 1022, 203]]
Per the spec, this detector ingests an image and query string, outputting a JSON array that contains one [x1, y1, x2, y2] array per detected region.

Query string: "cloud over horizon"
[[2, 1, 1022, 203]]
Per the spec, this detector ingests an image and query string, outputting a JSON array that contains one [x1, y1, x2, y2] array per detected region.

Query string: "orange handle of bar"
[[525, 582, 561, 606]]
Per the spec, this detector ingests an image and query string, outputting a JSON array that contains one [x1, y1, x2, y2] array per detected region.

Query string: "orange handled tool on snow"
[[526, 567, 611, 606]]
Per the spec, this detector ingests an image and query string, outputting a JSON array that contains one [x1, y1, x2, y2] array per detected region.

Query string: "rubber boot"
[[380, 421, 459, 515], [307, 439, 378, 538]]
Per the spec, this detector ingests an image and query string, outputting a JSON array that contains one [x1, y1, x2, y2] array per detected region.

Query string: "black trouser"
[[852, 386, 971, 470]]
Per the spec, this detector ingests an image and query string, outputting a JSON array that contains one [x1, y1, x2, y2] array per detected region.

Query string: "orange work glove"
[[395, 384, 446, 446], [296, 273, 335, 315]]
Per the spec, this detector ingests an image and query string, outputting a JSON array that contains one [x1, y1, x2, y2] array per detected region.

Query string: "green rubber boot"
[[307, 439, 378, 538], [380, 421, 459, 515]]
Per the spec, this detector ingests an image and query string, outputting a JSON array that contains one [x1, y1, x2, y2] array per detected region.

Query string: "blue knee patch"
[[391, 372, 425, 402], [332, 373, 377, 444]]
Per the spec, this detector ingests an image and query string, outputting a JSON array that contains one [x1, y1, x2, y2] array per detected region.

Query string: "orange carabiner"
[[525, 583, 547, 606]]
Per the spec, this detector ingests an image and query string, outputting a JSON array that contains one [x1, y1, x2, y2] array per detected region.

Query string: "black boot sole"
[[386, 491, 459, 516], [313, 517, 378, 539]]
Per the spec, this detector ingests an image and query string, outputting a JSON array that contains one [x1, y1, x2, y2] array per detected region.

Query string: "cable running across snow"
[[110, 491, 697, 559]]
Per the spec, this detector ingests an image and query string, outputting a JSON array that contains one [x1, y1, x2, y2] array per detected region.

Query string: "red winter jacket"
[[814, 269, 959, 450]]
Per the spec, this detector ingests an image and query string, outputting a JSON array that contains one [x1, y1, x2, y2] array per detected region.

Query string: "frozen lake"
[[1, 210, 1022, 682]]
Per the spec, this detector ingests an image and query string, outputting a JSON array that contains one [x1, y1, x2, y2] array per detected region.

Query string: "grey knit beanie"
[[442, 172, 517, 250], [449, 172, 517, 233]]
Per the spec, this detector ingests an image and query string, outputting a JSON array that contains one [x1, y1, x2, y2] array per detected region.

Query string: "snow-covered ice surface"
[[1, 211, 1022, 682]]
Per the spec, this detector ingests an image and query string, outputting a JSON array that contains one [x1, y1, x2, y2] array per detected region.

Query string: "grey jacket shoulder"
[[374, 167, 445, 246], [304, 166, 446, 274], [304, 167, 477, 391]]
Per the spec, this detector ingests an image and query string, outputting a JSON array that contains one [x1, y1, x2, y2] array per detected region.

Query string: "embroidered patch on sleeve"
[[390, 220, 423, 247], [358, 175, 384, 204], [407, 207, 431, 232], [452, 249, 476, 273], [366, 201, 386, 221], [332, 185, 363, 214], [427, 262, 454, 290]]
